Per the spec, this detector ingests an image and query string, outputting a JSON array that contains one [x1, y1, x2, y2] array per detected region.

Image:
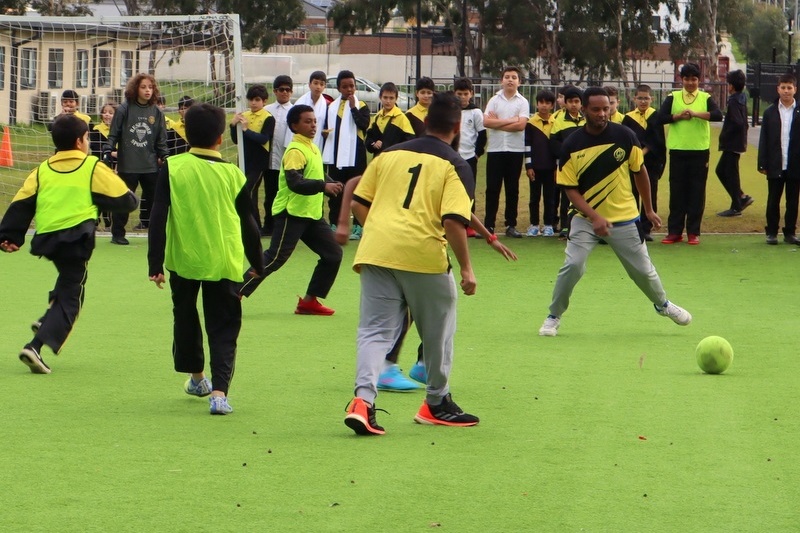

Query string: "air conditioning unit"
[[83, 94, 103, 115], [79, 94, 90, 114], [110, 88, 124, 105], [31, 91, 57, 123], [47, 95, 58, 121]]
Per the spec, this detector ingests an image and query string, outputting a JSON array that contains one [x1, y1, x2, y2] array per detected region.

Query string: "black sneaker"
[[741, 195, 754, 210], [784, 235, 800, 245], [505, 226, 523, 238], [19, 345, 51, 374], [766, 234, 779, 245], [414, 393, 479, 426], [111, 236, 129, 245], [717, 209, 742, 217]]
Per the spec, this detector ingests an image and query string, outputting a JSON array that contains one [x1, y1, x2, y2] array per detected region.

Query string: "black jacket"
[[757, 98, 800, 179], [719, 92, 748, 153]]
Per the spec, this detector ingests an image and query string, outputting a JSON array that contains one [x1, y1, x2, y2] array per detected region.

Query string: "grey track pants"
[[355, 265, 456, 405], [548, 216, 668, 318]]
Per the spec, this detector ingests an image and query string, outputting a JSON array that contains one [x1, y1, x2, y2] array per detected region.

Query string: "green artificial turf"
[[1, 235, 798, 531]]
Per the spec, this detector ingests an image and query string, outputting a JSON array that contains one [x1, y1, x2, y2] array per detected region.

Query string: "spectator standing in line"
[[406, 77, 436, 137], [716, 70, 754, 218], [230, 84, 274, 225], [482, 66, 530, 238], [757, 73, 800, 245], [322, 70, 370, 240], [104, 73, 169, 244], [657, 62, 722, 246], [622, 84, 667, 242], [524, 89, 557, 237], [263, 75, 295, 237]]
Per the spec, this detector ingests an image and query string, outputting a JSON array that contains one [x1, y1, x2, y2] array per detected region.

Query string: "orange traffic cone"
[[0, 126, 13, 167]]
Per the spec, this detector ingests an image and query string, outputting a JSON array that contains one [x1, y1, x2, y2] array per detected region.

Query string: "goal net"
[[0, 14, 245, 215]]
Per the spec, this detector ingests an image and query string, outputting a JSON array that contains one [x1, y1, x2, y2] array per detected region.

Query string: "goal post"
[[0, 14, 246, 212]]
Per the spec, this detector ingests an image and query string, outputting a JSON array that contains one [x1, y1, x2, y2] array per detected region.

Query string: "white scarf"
[[323, 96, 359, 168], [295, 91, 328, 150]]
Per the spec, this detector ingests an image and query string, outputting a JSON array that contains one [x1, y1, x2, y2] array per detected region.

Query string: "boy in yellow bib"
[[0, 115, 137, 374]]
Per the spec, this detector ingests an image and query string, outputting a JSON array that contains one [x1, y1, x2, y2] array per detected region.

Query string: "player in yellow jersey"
[[344, 93, 483, 435]]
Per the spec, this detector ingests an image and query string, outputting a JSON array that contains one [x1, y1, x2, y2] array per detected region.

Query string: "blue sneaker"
[[349, 224, 362, 241], [378, 364, 422, 392], [409, 362, 427, 384], [184, 376, 213, 397], [209, 396, 233, 415]]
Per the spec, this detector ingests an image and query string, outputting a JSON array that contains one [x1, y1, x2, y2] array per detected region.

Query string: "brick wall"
[[340, 34, 433, 56]]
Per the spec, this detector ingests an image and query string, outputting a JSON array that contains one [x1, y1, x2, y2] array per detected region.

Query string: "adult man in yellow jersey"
[[658, 62, 723, 245], [538, 87, 691, 337], [344, 92, 480, 435]]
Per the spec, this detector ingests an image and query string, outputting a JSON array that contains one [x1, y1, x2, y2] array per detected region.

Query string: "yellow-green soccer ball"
[[695, 336, 734, 374]]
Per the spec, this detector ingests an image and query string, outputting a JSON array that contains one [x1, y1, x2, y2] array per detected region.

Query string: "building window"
[[48, 48, 64, 89], [98, 49, 111, 87], [651, 15, 661, 32], [20, 48, 37, 89], [76, 50, 89, 88], [121, 50, 133, 86], [0, 47, 5, 90]]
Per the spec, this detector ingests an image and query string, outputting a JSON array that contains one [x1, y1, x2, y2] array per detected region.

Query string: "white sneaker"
[[542, 225, 555, 237], [526, 225, 540, 237], [539, 316, 560, 336], [655, 301, 692, 326]]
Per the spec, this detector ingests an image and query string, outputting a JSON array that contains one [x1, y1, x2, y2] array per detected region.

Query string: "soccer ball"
[[695, 336, 733, 374]]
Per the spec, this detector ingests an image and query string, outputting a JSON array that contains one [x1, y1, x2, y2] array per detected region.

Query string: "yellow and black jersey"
[[609, 110, 625, 124], [525, 113, 556, 171], [353, 136, 473, 274], [622, 107, 666, 164], [229, 108, 274, 174], [366, 106, 416, 156], [549, 112, 585, 161], [557, 123, 643, 224], [406, 103, 429, 137]]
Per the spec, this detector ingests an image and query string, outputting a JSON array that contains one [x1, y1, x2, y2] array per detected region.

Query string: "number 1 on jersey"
[[403, 164, 422, 209]]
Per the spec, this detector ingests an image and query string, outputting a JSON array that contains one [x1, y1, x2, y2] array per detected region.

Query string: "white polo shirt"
[[266, 101, 294, 170], [484, 90, 529, 153]]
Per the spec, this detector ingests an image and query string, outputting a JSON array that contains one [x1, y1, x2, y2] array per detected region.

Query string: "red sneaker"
[[661, 234, 683, 244], [465, 227, 478, 238], [295, 296, 335, 315], [344, 397, 386, 435], [687, 234, 700, 245]]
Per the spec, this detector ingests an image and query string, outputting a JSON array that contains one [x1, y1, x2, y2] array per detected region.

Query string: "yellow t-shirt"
[[353, 137, 472, 274]]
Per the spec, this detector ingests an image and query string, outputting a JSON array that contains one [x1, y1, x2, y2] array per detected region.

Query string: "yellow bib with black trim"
[[273, 136, 325, 219], [35, 156, 99, 233], [668, 90, 711, 150]]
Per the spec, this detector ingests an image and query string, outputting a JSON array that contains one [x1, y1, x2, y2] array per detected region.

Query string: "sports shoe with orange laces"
[[294, 296, 335, 316], [414, 393, 479, 427], [344, 397, 386, 435]]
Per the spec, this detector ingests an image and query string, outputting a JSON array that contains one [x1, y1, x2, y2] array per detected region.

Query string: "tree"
[[29, 0, 93, 15], [479, 0, 668, 85], [0, 0, 28, 14], [737, 4, 789, 63], [327, 0, 487, 77], [667, 0, 750, 81]]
